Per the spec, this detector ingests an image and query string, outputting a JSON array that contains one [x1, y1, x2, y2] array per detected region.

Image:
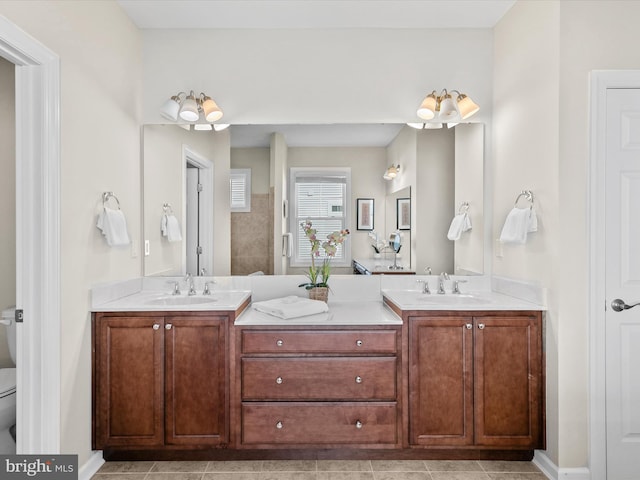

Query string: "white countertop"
[[91, 289, 251, 312], [353, 258, 413, 274], [235, 300, 403, 326], [382, 289, 546, 311]]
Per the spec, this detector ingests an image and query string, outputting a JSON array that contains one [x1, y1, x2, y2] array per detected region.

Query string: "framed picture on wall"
[[397, 198, 411, 230], [356, 198, 375, 231]]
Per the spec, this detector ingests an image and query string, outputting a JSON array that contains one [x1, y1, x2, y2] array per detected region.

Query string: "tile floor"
[[92, 460, 548, 480]]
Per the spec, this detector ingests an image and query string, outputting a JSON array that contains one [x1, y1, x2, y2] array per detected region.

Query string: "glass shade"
[[160, 96, 180, 121], [194, 123, 213, 131], [456, 94, 480, 119], [417, 93, 437, 120], [424, 122, 443, 129], [201, 96, 223, 122], [213, 123, 230, 131], [438, 93, 458, 119], [179, 92, 199, 122]]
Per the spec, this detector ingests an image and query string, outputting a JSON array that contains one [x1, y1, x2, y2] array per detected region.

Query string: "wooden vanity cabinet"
[[236, 326, 402, 448], [408, 312, 543, 450], [93, 312, 228, 449]]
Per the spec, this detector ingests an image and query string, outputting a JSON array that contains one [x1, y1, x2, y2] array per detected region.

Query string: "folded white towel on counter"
[[161, 214, 182, 242], [447, 212, 472, 241], [96, 207, 131, 246], [252, 296, 329, 319], [499, 207, 538, 244]]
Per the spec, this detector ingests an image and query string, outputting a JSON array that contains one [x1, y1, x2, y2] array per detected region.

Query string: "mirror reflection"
[[142, 123, 484, 277]]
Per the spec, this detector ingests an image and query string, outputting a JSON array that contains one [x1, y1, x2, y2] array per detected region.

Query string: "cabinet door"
[[95, 316, 164, 448], [474, 315, 543, 447], [165, 316, 227, 445], [409, 317, 473, 446]]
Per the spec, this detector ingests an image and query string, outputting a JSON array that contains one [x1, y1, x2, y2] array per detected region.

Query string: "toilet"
[[0, 307, 16, 453]]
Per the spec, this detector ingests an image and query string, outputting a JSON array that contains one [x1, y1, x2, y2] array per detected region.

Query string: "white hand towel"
[[447, 213, 472, 241], [96, 207, 131, 246], [499, 207, 538, 244], [161, 214, 182, 242], [252, 296, 329, 319]]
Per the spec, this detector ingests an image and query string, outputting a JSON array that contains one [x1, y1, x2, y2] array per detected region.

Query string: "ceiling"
[[117, 0, 516, 29]]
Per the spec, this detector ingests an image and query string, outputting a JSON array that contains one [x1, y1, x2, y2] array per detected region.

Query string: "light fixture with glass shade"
[[383, 164, 400, 181], [160, 90, 226, 129], [415, 88, 479, 123]]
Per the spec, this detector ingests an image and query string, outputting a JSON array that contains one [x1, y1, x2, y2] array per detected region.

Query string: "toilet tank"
[[1, 307, 16, 365]]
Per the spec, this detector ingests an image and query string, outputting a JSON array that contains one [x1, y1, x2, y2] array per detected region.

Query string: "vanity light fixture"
[[416, 89, 479, 122], [160, 90, 224, 125], [383, 164, 400, 181]]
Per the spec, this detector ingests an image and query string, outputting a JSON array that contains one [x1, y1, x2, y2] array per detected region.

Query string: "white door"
[[186, 166, 200, 275], [605, 88, 640, 479]]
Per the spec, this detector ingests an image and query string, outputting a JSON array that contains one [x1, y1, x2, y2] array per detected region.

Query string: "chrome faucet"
[[416, 279, 430, 294], [452, 279, 468, 294], [185, 273, 197, 296], [438, 272, 450, 294], [170, 281, 181, 296]]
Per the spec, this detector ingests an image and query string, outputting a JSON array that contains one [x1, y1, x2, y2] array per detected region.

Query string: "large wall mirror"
[[142, 123, 484, 277]]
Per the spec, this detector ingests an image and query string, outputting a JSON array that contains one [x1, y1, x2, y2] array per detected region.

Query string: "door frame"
[[182, 145, 214, 275], [0, 17, 61, 453], [588, 70, 640, 480]]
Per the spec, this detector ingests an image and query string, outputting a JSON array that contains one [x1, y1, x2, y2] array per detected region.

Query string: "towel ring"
[[162, 203, 174, 214], [102, 192, 121, 210], [458, 202, 470, 214], [514, 190, 534, 208]]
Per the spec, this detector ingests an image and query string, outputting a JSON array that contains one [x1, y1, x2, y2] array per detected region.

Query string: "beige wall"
[[493, 0, 561, 465], [0, 57, 15, 368], [231, 148, 270, 194], [416, 129, 455, 275], [0, 0, 142, 465]]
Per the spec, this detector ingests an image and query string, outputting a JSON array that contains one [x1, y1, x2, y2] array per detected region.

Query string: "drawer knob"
[[276, 339, 284, 347], [355, 420, 363, 429], [276, 376, 283, 385], [276, 421, 283, 429], [356, 340, 363, 347], [152, 324, 160, 330], [466, 323, 472, 329], [355, 376, 363, 384], [478, 323, 485, 330], [165, 323, 172, 330]]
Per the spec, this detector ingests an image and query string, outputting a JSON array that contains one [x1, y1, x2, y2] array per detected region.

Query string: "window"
[[230, 169, 251, 212], [290, 167, 351, 267]]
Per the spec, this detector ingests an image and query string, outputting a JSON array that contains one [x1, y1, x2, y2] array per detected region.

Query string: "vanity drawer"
[[242, 357, 397, 400], [241, 330, 397, 355], [241, 402, 397, 445]]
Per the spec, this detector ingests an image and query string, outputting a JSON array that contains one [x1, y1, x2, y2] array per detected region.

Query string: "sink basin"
[[415, 294, 486, 305], [383, 290, 492, 307], [146, 295, 218, 306]]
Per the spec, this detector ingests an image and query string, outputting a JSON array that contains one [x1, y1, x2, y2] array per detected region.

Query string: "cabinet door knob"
[[276, 376, 283, 385], [478, 323, 485, 330], [355, 376, 363, 384], [276, 421, 283, 429], [165, 323, 172, 330], [356, 340, 363, 347], [355, 420, 363, 429], [152, 324, 160, 330], [276, 339, 284, 347], [465, 323, 472, 329]]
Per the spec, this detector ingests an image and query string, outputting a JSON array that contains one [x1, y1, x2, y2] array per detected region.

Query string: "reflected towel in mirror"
[[96, 207, 131, 246], [447, 213, 472, 241], [499, 207, 538, 244], [161, 214, 182, 242], [252, 296, 329, 319]]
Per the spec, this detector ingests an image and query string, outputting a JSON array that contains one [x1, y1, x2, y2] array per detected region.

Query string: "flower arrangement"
[[298, 219, 350, 291]]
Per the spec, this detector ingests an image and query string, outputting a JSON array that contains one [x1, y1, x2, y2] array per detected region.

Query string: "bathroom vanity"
[[91, 277, 544, 461]]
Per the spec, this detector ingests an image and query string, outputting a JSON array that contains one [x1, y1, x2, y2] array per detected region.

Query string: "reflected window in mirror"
[[290, 167, 352, 267], [230, 168, 251, 212]]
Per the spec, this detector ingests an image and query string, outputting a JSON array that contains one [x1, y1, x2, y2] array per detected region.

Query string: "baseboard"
[[534, 451, 591, 480], [78, 450, 104, 480]]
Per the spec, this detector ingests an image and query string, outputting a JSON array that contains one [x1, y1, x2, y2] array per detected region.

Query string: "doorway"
[[0, 17, 61, 454]]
